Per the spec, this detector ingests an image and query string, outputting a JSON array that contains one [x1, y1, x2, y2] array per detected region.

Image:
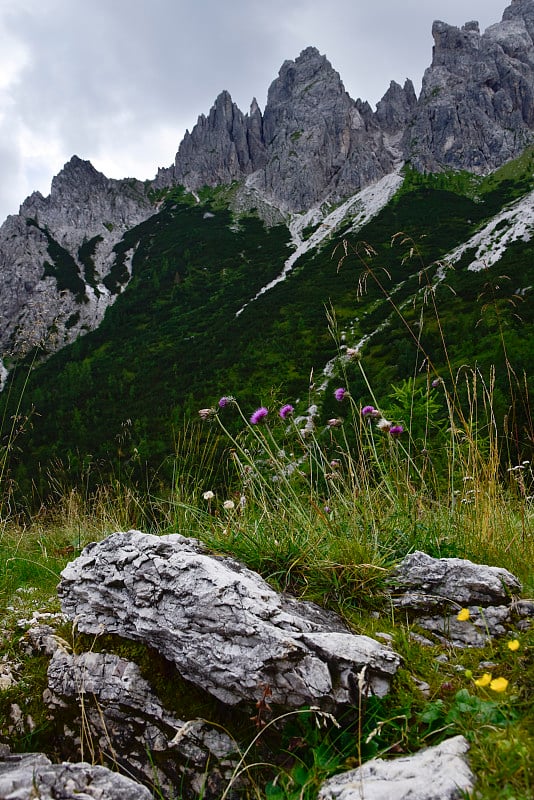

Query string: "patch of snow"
[[443, 189, 534, 273], [314, 186, 534, 406], [345, 169, 404, 234], [0, 358, 8, 392], [236, 169, 403, 317]]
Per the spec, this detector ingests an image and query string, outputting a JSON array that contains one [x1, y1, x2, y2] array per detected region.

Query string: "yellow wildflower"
[[490, 677, 509, 693], [457, 608, 470, 622], [474, 673, 492, 687], [507, 639, 520, 652]]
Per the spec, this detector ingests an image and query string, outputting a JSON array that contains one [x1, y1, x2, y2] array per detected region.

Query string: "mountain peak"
[[50, 156, 107, 202], [404, 0, 534, 173], [156, 4, 534, 208], [294, 45, 322, 62], [269, 47, 343, 102], [61, 155, 100, 177]]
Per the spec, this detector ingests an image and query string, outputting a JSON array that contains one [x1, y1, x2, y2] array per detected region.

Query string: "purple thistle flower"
[[218, 396, 229, 408], [389, 425, 404, 437], [361, 405, 376, 417], [431, 378, 441, 388], [279, 404, 294, 420], [334, 387, 346, 402], [250, 406, 268, 425]]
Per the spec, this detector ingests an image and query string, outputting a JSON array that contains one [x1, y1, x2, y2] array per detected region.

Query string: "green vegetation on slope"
[[1, 164, 534, 504]]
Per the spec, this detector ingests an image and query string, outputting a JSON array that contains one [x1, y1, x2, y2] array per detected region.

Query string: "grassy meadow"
[[1, 161, 534, 797], [0, 325, 532, 799]]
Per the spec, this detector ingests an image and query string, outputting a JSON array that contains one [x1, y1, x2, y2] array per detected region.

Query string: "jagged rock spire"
[[169, 90, 264, 189], [375, 80, 417, 136], [404, 0, 534, 173], [166, 46, 398, 212]]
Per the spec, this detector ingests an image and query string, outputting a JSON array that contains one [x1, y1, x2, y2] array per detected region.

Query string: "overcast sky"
[[0, 0, 510, 223]]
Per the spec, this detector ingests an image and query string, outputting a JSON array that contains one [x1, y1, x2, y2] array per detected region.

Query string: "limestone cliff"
[[0, 157, 154, 358], [156, 47, 400, 213], [404, 0, 534, 172]]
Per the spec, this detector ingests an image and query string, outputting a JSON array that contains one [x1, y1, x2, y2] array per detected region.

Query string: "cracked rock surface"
[[58, 530, 401, 710], [317, 735, 474, 800], [390, 551, 526, 647], [45, 650, 238, 800], [0, 752, 152, 799]]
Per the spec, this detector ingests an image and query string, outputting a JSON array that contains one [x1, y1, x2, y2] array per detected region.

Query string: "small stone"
[[0, 753, 152, 799], [375, 632, 393, 643], [412, 678, 431, 697], [318, 735, 474, 800]]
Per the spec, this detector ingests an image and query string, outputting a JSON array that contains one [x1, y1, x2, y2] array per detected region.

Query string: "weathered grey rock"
[[317, 735, 474, 800], [251, 47, 397, 212], [390, 551, 524, 647], [413, 605, 513, 648], [58, 531, 401, 710], [0, 752, 152, 799], [20, 623, 66, 657], [45, 650, 238, 799], [404, 1, 534, 174], [391, 551, 521, 605], [170, 90, 264, 189], [0, 156, 154, 360], [375, 79, 417, 136], [157, 47, 398, 214]]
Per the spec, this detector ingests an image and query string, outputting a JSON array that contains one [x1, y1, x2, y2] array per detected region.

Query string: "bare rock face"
[[252, 47, 397, 212], [375, 80, 417, 137], [57, 531, 401, 711], [155, 91, 266, 190], [45, 650, 238, 799], [317, 735, 474, 800], [155, 2, 534, 212], [390, 551, 525, 647], [157, 47, 398, 213], [404, 1, 534, 173], [0, 156, 154, 359], [0, 752, 152, 799], [171, 90, 265, 188]]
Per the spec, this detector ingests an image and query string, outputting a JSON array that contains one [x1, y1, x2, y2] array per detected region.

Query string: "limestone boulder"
[[45, 650, 239, 800], [57, 531, 401, 711], [390, 551, 525, 647]]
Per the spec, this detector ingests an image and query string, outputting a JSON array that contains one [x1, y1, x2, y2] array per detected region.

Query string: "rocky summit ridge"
[[2, 0, 534, 365], [156, 0, 534, 210], [154, 46, 406, 213]]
